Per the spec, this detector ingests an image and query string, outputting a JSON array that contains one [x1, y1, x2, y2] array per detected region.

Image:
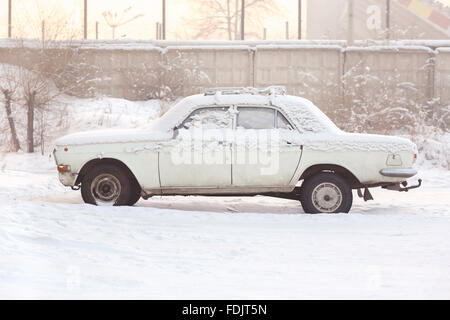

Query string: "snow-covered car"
[[53, 86, 421, 213]]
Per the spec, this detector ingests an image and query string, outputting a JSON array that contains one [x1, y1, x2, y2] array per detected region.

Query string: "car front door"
[[159, 106, 234, 189], [232, 106, 303, 187]]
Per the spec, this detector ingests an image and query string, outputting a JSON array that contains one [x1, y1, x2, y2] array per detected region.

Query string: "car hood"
[[55, 128, 172, 146]]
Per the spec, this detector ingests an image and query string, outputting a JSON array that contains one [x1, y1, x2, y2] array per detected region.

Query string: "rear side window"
[[237, 107, 275, 129], [277, 112, 294, 130], [237, 107, 294, 130]]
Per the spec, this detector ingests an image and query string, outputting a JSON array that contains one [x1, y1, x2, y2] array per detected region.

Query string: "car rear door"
[[232, 106, 303, 187]]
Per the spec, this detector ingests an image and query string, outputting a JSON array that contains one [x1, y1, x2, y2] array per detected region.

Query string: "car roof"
[[151, 92, 341, 134]]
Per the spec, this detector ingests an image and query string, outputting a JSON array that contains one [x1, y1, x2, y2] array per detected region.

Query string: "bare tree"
[[16, 67, 54, 153], [102, 7, 144, 39], [12, 0, 82, 40], [0, 2, 101, 154], [0, 39, 99, 153], [0, 65, 21, 152], [185, 0, 279, 40]]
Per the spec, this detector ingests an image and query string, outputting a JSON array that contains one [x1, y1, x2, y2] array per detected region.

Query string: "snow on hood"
[[55, 128, 171, 146]]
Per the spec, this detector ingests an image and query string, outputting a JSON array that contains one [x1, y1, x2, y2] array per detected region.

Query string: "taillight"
[[57, 165, 71, 172]]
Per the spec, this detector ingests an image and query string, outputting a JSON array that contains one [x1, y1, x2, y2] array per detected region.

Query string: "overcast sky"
[[0, 0, 448, 40]]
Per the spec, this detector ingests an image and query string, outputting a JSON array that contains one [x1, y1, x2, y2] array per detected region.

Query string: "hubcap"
[[91, 173, 121, 205], [311, 182, 343, 213]]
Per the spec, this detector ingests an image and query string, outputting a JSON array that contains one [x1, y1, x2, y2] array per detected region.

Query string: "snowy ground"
[[1, 93, 449, 299], [0, 152, 449, 299]]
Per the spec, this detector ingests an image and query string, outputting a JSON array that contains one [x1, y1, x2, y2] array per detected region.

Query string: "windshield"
[[148, 99, 189, 132]]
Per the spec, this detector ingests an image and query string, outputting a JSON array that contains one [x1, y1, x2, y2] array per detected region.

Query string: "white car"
[[54, 86, 421, 213]]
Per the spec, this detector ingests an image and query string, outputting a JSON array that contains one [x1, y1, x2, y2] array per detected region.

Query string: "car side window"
[[181, 107, 234, 129], [236, 107, 294, 130], [237, 107, 275, 129]]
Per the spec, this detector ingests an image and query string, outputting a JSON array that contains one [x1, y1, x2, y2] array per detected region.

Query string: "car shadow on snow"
[[34, 193, 412, 215], [136, 196, 305, 214]]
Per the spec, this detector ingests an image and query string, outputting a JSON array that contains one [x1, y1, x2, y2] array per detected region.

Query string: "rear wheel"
[[81, 164, 133, 206], [300, 172, 353, 214]]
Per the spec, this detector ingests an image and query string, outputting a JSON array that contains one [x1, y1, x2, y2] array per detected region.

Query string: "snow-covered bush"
[[294, 60, 449, 169], [294, 61, 447, 135], [122, 51, 210, 101], [333, 61, 428, 134], [37, 49, 101, 98], [295, 71, 341, 119], [414, 131, 450, 170]]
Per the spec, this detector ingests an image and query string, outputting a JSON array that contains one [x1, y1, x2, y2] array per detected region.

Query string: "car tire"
[[300, 172, 353, 214], [81, 164, 133, 206], [127, 184, 141, 206]]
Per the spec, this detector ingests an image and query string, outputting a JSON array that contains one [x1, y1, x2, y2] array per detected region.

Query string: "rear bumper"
[[58, 171, 78, 187], [379, 168, 417, 178]]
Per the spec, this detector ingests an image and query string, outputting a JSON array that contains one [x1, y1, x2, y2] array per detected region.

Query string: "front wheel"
[[81, 164, 133, 206], [300, 172, 353, 214]]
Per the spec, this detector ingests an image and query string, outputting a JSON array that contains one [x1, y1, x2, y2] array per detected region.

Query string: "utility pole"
[[285, 21, 289, 40], [8, 0, 12, 38], [84, 0, 87, 39], [96, 21, 99, 40], [386, 0, 391, 40], [41, 20, 45, 48], [263, 28, 267, 40], [156, 22, 161, 40], [298, 0, 302, 40], [162, 0, 166, 40], [240, 0, 245, 40], [347, 0, 354, 46]]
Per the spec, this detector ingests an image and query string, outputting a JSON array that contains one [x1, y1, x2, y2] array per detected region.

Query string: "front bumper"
[[379, 168, 417, 178]]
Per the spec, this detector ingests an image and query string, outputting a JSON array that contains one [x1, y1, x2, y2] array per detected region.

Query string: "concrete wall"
[[254, 46, 342, 112], [344, 46, 435, 103], [435, 48, 450, 105], [1, 42, 449, 109], [165, 47, 254, 95]]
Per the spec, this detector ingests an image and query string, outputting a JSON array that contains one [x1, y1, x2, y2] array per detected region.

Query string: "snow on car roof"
[[150, 92, 341, 134]]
